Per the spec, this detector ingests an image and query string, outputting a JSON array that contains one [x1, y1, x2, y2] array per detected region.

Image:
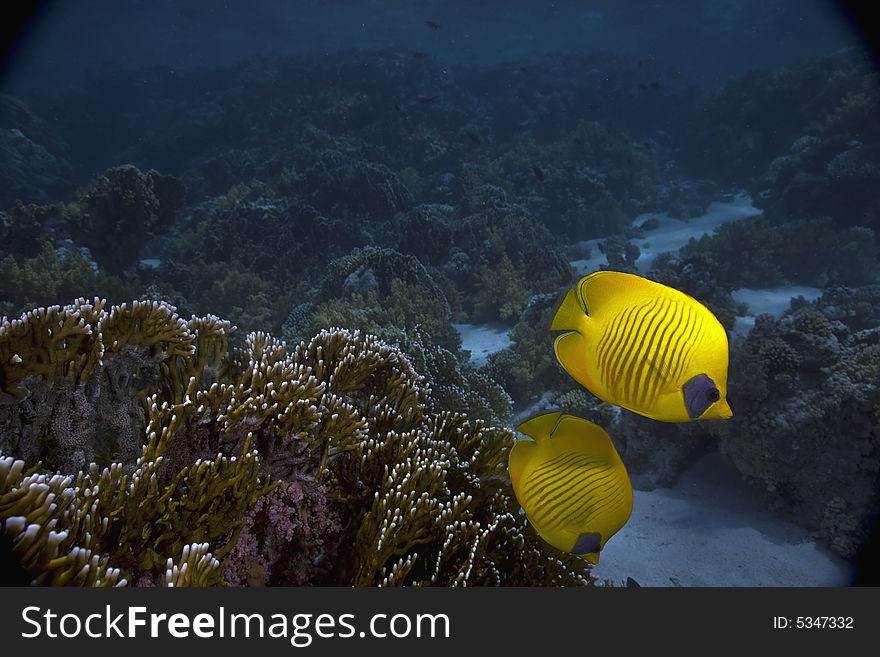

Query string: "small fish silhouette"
[[424, 20, 441, 29], [412, 51, 428, 60], [415, 95, 436, 104], [532, 165, 545, 182]]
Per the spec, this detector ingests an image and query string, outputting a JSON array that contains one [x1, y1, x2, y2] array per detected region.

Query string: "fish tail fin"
[[508, 439, 535, 489], [553, 331, 588, 382], [549, 288, 589, 332]]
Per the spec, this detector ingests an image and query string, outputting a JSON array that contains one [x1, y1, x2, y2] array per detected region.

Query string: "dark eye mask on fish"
[[682, 374, 722, 419], [571, 532, 603, 556]]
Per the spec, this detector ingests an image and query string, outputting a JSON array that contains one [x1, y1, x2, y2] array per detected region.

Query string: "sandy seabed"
[[591, 452, 854, 587]]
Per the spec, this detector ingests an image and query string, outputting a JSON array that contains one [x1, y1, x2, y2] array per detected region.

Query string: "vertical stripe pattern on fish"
[[550, 270, 732, 422], [509, 412, 633, 564]]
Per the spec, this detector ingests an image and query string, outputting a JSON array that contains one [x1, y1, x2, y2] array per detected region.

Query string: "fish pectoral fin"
[[646, 355, 678, 393]]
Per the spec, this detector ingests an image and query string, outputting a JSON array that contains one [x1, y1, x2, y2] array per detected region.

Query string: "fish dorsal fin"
[[549, 414, 615, 460], [511, 412, 614, 486], [515, 411, 564, 442], [510, 412, 563, 486], [549, 288, 588, 332], [576, 270, 655, 317]]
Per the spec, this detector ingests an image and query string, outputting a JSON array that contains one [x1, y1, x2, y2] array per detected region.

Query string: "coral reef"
[[2, 41, 877, 580], [397, 329, 513, 425], [478, 121, 661, 239], [67, 165, 186, 274], [389, 200, 573, 324], [281, 247, 513, 424], [0, 242, 139, 319], [714, 287, 880, 557], [646, 216, 879, 330], [683, 51, 879, 186], [0, 299, 593, 586], [684, 50, 880, 234], [0, 95, 73, 208], [307, 247, 458, 348], [299, 149, 414, 218]]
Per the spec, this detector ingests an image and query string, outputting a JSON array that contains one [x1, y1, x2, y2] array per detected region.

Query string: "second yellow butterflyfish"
[[509, 412, 633, 564], [550, 270, 732, 422]]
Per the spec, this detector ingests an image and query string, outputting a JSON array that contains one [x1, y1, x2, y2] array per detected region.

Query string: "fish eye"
[[706, 387, 720, 403]]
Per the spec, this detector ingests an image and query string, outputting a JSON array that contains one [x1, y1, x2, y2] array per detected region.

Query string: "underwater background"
[[0, 0, 878, 586]]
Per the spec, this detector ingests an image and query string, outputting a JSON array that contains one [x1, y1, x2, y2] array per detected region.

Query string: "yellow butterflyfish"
[[509, 411, 633, 564], [550, 270, 732, 422]]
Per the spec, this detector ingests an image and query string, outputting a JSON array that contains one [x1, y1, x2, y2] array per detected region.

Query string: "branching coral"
[[396, 329, 512, 424], [0, 298, 202, 471], [342, 413, 589, 586], [0, 299, 271, 586], [1, 299, 593, 586], [0, 440, 267, 587]]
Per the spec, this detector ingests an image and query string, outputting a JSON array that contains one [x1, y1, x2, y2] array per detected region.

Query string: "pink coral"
[[222, 479, 341, 586]]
